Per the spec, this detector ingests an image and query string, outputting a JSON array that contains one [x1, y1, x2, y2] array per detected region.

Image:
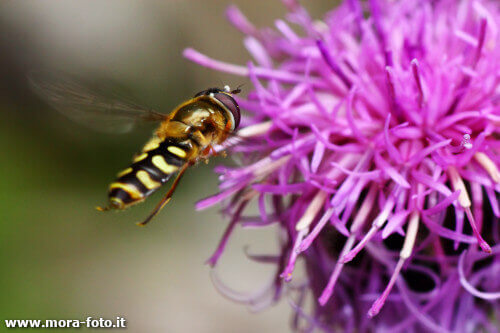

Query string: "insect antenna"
[[231, 84, 244, 95]]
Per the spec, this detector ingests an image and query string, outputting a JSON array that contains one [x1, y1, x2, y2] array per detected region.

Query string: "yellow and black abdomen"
[[107, 136, 193, 209]]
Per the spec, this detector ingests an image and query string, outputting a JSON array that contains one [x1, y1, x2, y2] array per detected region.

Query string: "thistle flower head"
[[185, 0, 500, 331]]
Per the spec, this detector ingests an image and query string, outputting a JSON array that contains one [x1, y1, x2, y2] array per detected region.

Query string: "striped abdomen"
[[107, 136, 193, 209]]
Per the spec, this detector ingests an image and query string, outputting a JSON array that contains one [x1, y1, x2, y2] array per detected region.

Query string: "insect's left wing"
[[29, 71, 167, 133]]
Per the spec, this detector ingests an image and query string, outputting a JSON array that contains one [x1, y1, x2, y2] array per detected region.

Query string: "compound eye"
[[194, 89, 209, 97], [213, 92, 240, 130], [194, 87, 223, 98]]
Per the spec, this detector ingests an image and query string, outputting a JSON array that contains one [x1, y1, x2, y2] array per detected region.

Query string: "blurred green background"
[[0, 1, 332, 331]]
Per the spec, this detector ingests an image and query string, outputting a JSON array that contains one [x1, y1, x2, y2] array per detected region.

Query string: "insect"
[[29, 72, 241, 226]]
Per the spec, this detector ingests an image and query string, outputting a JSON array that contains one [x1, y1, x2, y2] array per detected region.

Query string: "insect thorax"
[[160, 98, 229, 147]]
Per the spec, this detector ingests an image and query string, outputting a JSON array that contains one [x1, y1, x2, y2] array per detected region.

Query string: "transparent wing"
[[29, 71, 167, 133]]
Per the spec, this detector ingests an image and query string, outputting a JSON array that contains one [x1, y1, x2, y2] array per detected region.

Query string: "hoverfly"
[[29, 72, 241, 226]]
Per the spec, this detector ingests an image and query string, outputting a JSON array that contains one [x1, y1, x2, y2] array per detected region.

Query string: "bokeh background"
[[0, 1, 332, 331]]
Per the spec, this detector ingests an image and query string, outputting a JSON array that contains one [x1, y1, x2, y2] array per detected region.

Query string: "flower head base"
[[185, 0, 500, 331]]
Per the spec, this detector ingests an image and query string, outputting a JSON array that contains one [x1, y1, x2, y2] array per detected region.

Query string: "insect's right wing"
[[29, 71, 167, 133]]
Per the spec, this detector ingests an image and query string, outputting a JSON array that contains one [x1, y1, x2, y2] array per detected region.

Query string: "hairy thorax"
[[155, 98, 230, 161]]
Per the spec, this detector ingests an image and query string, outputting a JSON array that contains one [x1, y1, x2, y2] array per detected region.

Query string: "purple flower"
[[185, 0, 500, 331]]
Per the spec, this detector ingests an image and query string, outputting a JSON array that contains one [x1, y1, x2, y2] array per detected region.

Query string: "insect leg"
[[136, 161, 192, 226]]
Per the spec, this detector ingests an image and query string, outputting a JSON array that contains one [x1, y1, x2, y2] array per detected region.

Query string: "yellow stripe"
[[136, 170, 161, 190], [152, 155, 178, 174], [116, 167, 133, 178], [143, 136, 162, 152], [109, 182, 143, 200], [110, 197, 125, 209], [133, 152, 148, 163], [167, 146, 187, 158]]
